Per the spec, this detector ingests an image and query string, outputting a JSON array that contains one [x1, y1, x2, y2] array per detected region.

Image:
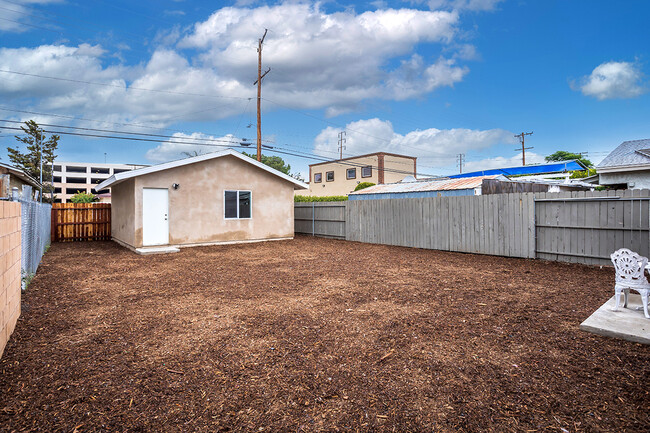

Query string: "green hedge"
[[354, 182, 375, 191], [294, 195, 348, 202]]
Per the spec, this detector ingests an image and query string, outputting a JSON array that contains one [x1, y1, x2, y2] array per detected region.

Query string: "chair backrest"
[[611, 248, 649, 288]]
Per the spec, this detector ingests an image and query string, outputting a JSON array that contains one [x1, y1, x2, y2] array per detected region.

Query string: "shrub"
[[70, 191, 98, 203], [294, 195, 348, 202], [354, 182, 375, 191]]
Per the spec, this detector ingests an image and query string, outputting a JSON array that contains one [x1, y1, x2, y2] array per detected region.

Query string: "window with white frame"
[[224, 190, 252, 219], [346, 168, 356, 179], [361, 166, 372, 178]]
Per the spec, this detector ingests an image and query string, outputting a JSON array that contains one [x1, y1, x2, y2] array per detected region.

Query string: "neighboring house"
[[596, 139, 650, 189], [0, 162, 42, 200], [96, 149, 307, 252], [348, 175, 505, 200], [300, 152, 417, 197], [52, 161, 147, 203]]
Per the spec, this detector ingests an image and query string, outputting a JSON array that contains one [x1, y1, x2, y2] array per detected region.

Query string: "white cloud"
[[313, 118, 517, 172], [428, 0, 504, 11], [0, 4, 472, 129], [0, 0, 64, 33], [576, 61, 645, 100], [463, 152, 545, 172], [144, 132, 240, 162]]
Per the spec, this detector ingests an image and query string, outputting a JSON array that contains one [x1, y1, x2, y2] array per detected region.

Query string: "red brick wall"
[[0, 201, 21, 359]]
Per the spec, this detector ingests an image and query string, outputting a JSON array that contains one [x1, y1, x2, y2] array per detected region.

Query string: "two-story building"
[[300, 152, 417, 197], [52, 162, 147, 203]]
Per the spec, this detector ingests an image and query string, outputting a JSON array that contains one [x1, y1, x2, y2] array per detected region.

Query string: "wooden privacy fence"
[[346, 194, 536, 258], [294, 202, 347, 239], [295, 190, 650, 266], [51, 203, 111, 242], [535, 189, 650, 265]]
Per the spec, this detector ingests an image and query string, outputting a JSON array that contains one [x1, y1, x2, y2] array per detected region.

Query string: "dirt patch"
[[1, 236, 648, 432]]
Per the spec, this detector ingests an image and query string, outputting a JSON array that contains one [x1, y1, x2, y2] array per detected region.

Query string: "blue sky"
[[0, 0, 648, 178]]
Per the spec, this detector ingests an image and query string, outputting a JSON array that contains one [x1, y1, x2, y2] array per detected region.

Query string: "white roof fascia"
[[97, 149, 308, 190], [596, 163, 650, 174]]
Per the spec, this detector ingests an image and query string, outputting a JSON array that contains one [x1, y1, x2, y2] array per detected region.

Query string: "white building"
[[52, 161, 147, 203]]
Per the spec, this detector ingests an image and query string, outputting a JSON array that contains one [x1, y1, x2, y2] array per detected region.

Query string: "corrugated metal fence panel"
[[534, 189, 650, 265], [345, 194, 536, 258], [294, 202, 347, 239]]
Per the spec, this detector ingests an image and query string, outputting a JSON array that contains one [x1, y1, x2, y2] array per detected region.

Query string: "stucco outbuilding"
[[97, 149, 307, 252]]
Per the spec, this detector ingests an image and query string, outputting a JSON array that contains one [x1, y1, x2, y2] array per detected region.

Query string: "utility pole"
[[514, 131, 533, 166], [254, 29, 270, 162], [338, 131, 346, 160], [456, 153, 465, 174]]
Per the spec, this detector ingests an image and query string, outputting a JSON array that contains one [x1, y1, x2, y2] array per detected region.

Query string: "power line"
[[0, 69, 252, 101], [0, 124, 439, 178], [514, 131, 533, 166]]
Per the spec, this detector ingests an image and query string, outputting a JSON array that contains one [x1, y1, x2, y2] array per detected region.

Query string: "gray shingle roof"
[[597, 139, 650, 168]]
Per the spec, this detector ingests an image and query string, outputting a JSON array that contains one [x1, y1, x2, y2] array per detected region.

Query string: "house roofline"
[[97, 149, 308, 191], [308, 152, 417, 168], [0, 162, 42, 188], [596, 163, 650, 174]]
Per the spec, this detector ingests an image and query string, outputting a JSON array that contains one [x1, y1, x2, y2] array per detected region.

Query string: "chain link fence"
[[12, 185, 51, 288]]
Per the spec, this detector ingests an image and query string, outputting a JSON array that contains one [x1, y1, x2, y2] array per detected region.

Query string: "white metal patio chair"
[[610, 248, 650, 319]]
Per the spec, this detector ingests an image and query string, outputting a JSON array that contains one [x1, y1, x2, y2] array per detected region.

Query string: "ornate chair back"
[[610, 248, 649, 289]]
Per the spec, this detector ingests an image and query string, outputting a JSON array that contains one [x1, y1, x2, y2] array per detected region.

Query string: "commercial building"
[[300, 152, 417, 197], [52, 161, 147, 203]]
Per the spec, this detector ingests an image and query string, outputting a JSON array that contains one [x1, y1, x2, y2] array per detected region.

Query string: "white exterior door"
[[142, 188, 169, 246]]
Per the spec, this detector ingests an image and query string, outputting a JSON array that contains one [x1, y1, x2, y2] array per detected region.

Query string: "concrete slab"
[[580, 294, 650, 345], [135, 246, 180, 255]]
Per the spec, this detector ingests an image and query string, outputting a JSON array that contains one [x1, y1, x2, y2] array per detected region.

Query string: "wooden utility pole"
[[514, 131, 533, 166], [254, 29, 270, 162]]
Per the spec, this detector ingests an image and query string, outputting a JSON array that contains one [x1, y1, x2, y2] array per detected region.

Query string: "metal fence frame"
[[13, 187, 51, 284]]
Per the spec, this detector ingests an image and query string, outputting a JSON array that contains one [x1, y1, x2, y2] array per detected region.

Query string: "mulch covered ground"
[[0, 236, 648, 432]]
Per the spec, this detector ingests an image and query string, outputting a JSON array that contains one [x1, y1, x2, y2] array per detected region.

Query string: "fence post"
[[312, 202, 315, 236]]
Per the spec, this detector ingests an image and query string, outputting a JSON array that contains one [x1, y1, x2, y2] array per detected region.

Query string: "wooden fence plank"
[[51, 203, 111, 242]]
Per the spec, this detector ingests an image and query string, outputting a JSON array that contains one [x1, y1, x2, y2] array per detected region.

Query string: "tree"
[[7, 120, 59, 202], [545, 151, 592, 168], [8, 120, 59, 180], [70, 191, 98, 203], [242, 151, 291, 175]]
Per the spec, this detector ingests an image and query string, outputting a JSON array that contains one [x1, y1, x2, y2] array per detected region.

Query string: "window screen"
[[239, 191, 251, 218], [361, 166, 372, 177], [314, 173, 322, 183], [346, 168, 356, 179], [224, 191, 238, 218]]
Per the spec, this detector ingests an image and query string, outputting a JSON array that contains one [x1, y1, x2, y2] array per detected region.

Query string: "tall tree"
[[545, 151, 593, 168], [7, 120, 59, 201], [242, 151, 291, 175]]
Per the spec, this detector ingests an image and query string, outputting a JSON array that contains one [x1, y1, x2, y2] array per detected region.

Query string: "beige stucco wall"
[[111, 178, 136, 247], [300, 154, 416, 197], [383, 154, 416, 184], [113, 155, 296, 249]]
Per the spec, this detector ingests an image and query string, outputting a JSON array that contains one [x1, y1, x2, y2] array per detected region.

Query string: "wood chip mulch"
[[1, 236, 648, 432]]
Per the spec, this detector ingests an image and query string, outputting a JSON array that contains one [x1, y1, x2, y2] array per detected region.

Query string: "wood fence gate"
[[51, 203, 111, 242]]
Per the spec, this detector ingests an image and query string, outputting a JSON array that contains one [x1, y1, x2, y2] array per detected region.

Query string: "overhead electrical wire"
[[0, 69, 252, 101], [0, 122, 440, 178]]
